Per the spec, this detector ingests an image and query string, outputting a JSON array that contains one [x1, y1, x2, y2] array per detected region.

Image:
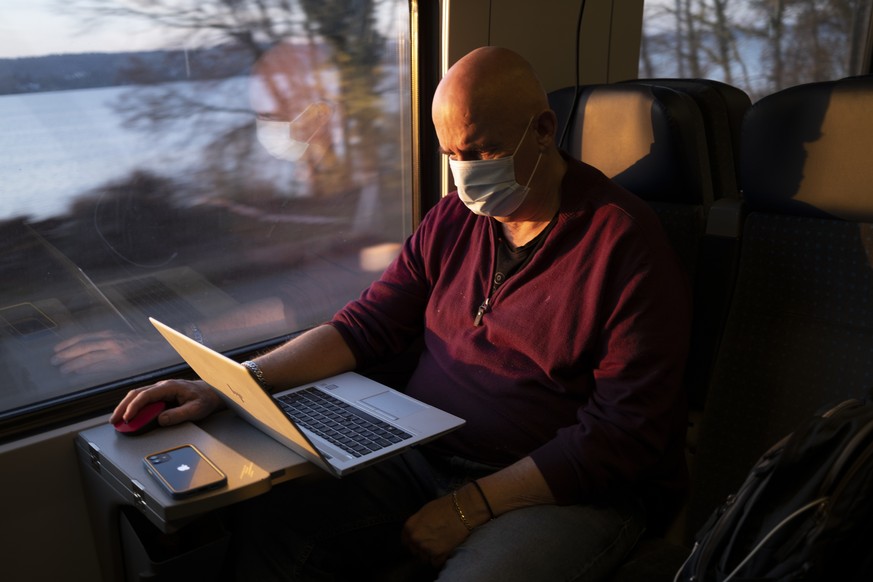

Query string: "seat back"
[[550, 82, 711, 294], [552, 83, 713, 208], [631, 78, 751, 201], [687, 75, 873, 539], [628, 79, 751, 411], [549, 83, 729, 410]]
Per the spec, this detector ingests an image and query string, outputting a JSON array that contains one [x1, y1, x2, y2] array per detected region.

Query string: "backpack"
[[678, 398, 873, 581]]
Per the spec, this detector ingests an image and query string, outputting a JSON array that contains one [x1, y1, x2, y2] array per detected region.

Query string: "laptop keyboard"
[[276, 388, 413, 458], [111, 277, 199, 326]]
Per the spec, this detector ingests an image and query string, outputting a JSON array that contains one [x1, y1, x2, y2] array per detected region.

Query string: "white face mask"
[[256, 119, 310, 161], [449, 116, 542, 217]]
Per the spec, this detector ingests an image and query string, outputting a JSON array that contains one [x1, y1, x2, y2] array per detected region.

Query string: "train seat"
[[549, 81, 743, 415], [550, 83, 713, 234], [607, 75, 873, 581], [630, 78, 750, 201], [687, 74, 873, 539], [621, 78, 752, 413], [549, 81, 746, 580]]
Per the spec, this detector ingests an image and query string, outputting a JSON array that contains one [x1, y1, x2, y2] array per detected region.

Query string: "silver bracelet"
[[242, 360, 271, 392]]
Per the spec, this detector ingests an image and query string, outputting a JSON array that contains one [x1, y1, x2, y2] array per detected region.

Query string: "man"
[[112, 46, 690, 580]]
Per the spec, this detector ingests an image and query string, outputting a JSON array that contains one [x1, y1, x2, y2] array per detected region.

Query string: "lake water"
[[0, 78, 254, 219]]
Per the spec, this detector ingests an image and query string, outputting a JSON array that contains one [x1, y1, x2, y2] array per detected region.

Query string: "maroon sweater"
[[330, 157, 691, 520]]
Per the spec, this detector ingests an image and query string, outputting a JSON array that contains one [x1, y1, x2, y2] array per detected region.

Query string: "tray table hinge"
[[87, 442, 101, 473], [130, 479, 147, 512]]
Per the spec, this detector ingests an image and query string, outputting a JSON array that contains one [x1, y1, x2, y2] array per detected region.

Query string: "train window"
[[640, 0, 873, 100], [0, 1, 412, 419]]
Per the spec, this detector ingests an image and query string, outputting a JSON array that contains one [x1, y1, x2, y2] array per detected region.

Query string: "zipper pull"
[[473, 297, 490, 326]]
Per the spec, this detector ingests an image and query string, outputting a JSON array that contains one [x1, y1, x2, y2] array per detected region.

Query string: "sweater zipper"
[[472, 215, 557, 327], [473, 297, 490, 326], [473, 228, 499, 327]]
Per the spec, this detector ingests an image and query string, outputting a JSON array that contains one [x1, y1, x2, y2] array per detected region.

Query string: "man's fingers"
[[109, 387, 148, 424], [109, 380, 223, 427], [110, 381, 183, 424], [157, 387, 209, 425]]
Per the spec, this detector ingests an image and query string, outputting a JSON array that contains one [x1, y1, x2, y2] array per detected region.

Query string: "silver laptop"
[[150, 318, 465, 477]]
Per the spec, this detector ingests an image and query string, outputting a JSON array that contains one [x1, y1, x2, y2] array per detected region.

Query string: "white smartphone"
[[143, 444, 227, 498]]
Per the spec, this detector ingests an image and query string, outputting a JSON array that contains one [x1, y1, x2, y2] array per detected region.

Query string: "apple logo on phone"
[[176, 464, 191, 472]]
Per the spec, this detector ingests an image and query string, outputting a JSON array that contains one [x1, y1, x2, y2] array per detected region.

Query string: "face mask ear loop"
[[512, 114, 537, 157], [524, 151, 543, 190], [514, 114, 542, 190]]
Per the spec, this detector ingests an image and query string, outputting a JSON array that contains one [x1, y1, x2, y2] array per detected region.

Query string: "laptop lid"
[[150, 317, 335, 474], [149, 318, 464, 477]]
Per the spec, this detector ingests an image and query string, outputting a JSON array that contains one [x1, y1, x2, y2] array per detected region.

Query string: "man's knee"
[[437, 501, 645, 582]]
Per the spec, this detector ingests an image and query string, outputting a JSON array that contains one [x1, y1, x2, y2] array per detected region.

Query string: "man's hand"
[[402, 457, 556, 567], [401, 485, 487, 567], [52, 331, 161, 375], [109, 379, 224, 427]]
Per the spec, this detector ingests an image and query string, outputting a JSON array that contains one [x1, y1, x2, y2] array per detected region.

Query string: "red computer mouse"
[[113, 401, 167, 436]]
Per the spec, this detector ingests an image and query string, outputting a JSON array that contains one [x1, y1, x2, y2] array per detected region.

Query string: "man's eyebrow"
[[438, 144, 499, 157]]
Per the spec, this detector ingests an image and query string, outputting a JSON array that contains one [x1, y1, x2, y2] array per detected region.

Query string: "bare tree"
[[61, 0, 396, 210], [641, 0, 871, 101]]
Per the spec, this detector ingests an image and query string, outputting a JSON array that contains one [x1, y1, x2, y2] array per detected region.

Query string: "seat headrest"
[[550, 83, 712, 206], [632, 78, 751, 200], [741, 76, 873, 220]]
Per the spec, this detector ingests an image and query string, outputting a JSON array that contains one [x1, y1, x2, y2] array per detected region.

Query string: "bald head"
[[433, 47, 564, 224], [433, 47, 548, 135]]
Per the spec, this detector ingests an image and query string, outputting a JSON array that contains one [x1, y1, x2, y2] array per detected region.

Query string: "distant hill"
[[0, 47, 255, 95]]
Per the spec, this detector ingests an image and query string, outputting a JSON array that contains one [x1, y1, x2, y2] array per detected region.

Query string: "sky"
[[0, 0, 406, 60], [0, 0, 177, 58]]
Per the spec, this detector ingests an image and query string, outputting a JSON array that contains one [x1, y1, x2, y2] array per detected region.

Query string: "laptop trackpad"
[[360, 391, 426, 420]]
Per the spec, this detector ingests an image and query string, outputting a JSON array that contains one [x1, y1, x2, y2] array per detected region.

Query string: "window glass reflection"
[[0, 0, 410, 415], [639, 0, 873, 100]]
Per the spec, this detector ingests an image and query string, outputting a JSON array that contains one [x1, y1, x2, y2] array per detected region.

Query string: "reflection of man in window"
[[250, 41, 337, 194], [112, 47, 691, 580], [50, 43, 347, 377]]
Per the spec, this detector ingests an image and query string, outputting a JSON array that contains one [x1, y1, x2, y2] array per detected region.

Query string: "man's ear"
[[535, 110, 558, 148]]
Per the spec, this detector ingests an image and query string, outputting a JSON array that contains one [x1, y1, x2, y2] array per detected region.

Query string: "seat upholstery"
[[625, 79, 751, 411], [549, 82, 735, 412], [551, 83, 713, 209], [553, 78, 873, 579], [549, 82, 711, 313], [550, 82, 735, 581], [632, 78, 750, 201], [687, 75, 873, 538]]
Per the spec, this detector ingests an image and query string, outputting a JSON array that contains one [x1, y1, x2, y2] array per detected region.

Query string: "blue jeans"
[[227, 449, 645, 581]]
